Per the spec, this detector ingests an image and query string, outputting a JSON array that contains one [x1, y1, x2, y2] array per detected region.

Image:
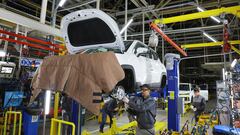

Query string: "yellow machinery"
[[198, 113, 219, 128], [81, 118, 166, 135], [3, 111, 22, 135], [152, 5, 240, 53], [100, 118, 166, 135], [50, 118, 76, 135]]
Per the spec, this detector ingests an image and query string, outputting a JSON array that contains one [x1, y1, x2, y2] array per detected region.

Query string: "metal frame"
[[3, 111, 22, 135]]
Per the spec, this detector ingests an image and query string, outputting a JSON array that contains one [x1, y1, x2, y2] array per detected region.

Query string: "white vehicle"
[[61, 9, 167, 93], [198, 84, 209, 101], [179, 83, 193, 104], [179, 83, 209, 104]]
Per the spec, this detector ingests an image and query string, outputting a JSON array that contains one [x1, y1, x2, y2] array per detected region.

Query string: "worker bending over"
[[123, 84, 156, 135], [99, 98, 118, 133]]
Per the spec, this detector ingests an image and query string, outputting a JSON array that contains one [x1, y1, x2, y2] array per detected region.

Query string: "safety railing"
[[3, 111, 22, 135], [50, 118, 75, 135]]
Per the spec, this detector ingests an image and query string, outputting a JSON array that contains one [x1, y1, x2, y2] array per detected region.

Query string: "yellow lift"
[[152, 5, 240, 53], [181, 40, 240, 49], [153, 5, 240, 25]]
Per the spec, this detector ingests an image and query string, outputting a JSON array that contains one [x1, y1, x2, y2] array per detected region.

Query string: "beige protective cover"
[[31, 52, 124, 115]]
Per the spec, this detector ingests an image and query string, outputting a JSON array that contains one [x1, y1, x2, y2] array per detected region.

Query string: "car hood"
[[61, 9, 125, 54]]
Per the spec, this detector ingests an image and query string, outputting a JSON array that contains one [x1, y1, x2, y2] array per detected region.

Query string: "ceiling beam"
[[114, 5, 155, 16], [58, 0, 97, 12], [0, 8, 61, 36]]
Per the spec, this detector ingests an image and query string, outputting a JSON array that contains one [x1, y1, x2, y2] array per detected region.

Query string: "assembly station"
[[0, 0, 240, 135]]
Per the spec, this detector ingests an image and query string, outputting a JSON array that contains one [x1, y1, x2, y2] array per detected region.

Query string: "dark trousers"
[[62, 111, 72, 135], [100, 110, 113, 131], [194, 111, 203, 122]]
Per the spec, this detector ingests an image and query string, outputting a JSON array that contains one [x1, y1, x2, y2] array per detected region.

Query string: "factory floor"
[[38, 99, 216, 135], [83, 99, 216, 135]]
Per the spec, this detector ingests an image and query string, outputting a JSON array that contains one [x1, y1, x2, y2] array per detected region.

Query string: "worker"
[[99, 98, 118, 133], [61, 94, 72, 135], [191, 87, 206, 122], [123, 84, 156, 135]]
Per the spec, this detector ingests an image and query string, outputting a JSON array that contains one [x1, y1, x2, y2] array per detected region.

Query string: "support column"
[[165, 53, 180, 132], [142, 13, 145, 44], [124, 0, 128, 40], [40, 0, 48, 23], [96, 0, 100, 9], [72, 100, 81, 134]]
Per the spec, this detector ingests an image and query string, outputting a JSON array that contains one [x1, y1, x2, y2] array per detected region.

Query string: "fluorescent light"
[[0, 50, 6, 57], [222, 68, 225, 81], [203, 32, 217, 42], [197, 7, 204, 12], [231, 59, 238, 68], [120, 18, 133, 35], [58, 0, 67, 7], [210, 16, 221, 23], [197, 6, 221, 23], [44, 90, 51, 115]]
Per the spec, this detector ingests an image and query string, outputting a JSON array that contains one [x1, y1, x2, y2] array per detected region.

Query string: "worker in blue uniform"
[[99, 98, 118, 133]]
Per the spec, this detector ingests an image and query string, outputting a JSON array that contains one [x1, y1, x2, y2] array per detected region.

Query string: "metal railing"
[[3, 111, 22, 135], [50, 118, 75, 135]]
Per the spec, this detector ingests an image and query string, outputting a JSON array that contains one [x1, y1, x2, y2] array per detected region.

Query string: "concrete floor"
[[37, 99, 216, 135], [81, 99, 216, 135]]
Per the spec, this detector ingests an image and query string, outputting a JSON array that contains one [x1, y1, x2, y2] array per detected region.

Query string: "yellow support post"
[[181, 40, 240, 49], [154, 6, 240, 24], [3, 111, 22, 135], [58, 123, 61, 134], [13, 113, 17, 135], [231, 45, 240, 55], [50, 118, 75, 135], [52, 92, 60, 135]]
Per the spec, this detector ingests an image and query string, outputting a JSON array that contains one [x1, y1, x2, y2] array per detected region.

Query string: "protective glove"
[[193, 108, 197, 112], [122, 96, 129, 103], [190, 105, 197, 111]]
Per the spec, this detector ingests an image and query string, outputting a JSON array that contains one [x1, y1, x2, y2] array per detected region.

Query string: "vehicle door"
[[133, 42, 152, 84], [148, 49, 162, 86]]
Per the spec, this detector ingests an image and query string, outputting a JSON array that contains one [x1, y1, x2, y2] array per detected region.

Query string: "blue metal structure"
[[165, 53, 180, 131], [72, 100, 80, 134]]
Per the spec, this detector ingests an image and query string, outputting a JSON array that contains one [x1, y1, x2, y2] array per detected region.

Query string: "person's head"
[[140, 84, 151, 98], [194, 87, 200, 96]]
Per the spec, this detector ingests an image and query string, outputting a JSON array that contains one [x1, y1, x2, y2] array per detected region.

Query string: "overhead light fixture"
[[203, 32, 217, 42], [222, 68, 225, 81], [58, 0, 67, 7], [0, 50, 6, 57], [120, 18, 133, 35], [44, 90, 51, 115], [197, 6, 221, 23], [231, 59, 238, 68]]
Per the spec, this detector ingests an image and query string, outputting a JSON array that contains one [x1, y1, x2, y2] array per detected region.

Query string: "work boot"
[[99, 129, 104, 133]]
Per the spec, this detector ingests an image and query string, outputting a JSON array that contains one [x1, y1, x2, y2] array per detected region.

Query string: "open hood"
[[61, 9, 125, 54]]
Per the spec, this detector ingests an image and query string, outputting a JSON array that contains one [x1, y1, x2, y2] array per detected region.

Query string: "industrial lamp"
[[196, 6, 221, 23], [58, 0, 67, 7], [0, 50, 6, 57], [231, 59, 238, 68], [44, 90, 51, 115], [120, 18, 133, 35], [203, 32, 217, 42]]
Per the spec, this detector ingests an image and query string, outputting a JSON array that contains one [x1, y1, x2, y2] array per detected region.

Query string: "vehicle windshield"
[[123, 41, 133, 51], [180, 84, 190, 91], [83, 41, 133, 54]]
